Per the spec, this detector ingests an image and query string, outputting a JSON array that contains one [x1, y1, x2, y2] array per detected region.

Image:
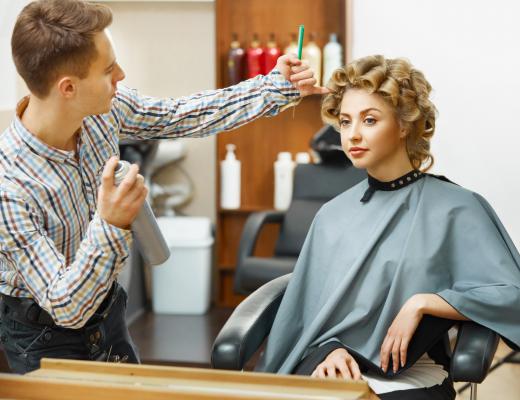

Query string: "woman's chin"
[[349, 158, 370, 170]]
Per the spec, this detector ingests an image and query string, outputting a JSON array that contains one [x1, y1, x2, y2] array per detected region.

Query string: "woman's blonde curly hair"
[[321, 55, 437, 171]]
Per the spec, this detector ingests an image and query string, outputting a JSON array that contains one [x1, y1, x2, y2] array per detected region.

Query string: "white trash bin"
[[152, 216, 214, 314]]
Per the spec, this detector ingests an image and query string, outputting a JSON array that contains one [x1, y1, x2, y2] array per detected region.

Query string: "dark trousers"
[[0, 283, 139, 374], [293, 342, 456, 400]]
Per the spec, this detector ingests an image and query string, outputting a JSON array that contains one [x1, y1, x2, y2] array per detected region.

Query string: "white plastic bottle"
[[323, 33, 343, 86], [284, 33, 298, 56], [302, 33, 322, 87], [220, 144, 241, 209], [274, 152, 295, 211], [295, 151, 311, 164]]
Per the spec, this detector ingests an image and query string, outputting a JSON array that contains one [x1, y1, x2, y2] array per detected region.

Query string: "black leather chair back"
[[274, 163, 366, 257]]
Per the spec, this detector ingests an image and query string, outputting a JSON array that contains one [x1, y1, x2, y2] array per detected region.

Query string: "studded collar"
[[361, 169, 424, 203]]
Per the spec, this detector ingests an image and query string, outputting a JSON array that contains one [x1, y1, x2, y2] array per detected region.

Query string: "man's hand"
[[275, 54, 330, 97], [380, 295, 425, 373], [97, 156, 148, 229], [311, 348, 362, 380]]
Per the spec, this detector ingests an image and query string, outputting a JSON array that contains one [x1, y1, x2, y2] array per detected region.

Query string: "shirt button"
[[43, 331, 53, 342]]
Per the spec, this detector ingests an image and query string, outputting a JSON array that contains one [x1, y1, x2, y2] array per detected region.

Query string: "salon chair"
[[233, 162, 366, 295], [213, 274, 500, 400]]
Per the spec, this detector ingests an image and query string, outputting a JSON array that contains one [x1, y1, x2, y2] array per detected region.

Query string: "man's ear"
[[57, 76, 77, 99]]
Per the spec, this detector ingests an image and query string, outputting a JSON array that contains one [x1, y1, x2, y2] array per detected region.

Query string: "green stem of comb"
[[297, 24, 305, 60]]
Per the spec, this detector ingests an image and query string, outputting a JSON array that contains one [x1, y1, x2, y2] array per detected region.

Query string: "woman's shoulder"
[[424, 174, 495, 218]]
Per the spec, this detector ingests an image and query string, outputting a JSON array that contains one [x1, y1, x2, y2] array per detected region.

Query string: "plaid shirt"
[[0, 70, 299, 328]]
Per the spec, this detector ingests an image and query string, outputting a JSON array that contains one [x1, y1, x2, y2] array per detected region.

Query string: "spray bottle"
[[114, 161, 170, 266]]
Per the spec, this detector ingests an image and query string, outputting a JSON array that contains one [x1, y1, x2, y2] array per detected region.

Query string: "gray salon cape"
[[257, 175, 520, 375]]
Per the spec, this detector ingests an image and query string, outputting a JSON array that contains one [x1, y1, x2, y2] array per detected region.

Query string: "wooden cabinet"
[[215, 0, 349, 307]]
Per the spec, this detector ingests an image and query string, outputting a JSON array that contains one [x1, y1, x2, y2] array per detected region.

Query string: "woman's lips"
[[349, 147, 368, 157]]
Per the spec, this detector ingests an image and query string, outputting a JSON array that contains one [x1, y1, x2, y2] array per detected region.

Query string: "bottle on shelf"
[[246, 33, 265, 79], [220, 144, 241, 209], [227, 33, 245, 85], [264, 33, 281, 74], [284, 32, 298, 56], [295, 151, 311, 164], [323, 33, 343, 86], [274, 152, 295, 211], [302, 33, 322, 86]]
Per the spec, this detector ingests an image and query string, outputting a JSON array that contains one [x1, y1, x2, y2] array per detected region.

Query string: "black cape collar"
[[361, 169, 424, 203]]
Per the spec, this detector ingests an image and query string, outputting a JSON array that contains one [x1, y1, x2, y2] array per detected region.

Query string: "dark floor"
[[128, 307, 234, 368]]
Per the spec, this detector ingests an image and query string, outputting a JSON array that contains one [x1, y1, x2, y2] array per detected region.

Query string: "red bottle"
[[246, 33, 265, 78], [227, 33, 245, 85], [264, 33, 281, 74]]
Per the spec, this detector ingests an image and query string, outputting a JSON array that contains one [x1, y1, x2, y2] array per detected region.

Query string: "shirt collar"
[[13, 96, 78, 163]]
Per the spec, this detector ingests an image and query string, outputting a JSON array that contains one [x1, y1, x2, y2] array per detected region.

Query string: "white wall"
[[352, 0, 520, 247]]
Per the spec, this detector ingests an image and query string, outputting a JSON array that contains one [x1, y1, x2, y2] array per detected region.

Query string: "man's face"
[[75, 30, 125, 116]]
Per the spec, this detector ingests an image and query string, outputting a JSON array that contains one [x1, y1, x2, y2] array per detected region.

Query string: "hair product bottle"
[[274, 152, 295, 211], [246, 33, 265, 78], [323, 33, 343, 86], [284, 33, 298, 56], [114, 161, 170, 266], [264, 33, 281, 74], [220, 144, 241, 209], [295, 151, 311, 164], [227, 33, 245, 85], [302, 33, 322, 86]]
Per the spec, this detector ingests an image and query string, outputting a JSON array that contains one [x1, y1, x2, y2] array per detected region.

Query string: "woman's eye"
[[339, 119, 351, 127], [365, 117, 376, 125]]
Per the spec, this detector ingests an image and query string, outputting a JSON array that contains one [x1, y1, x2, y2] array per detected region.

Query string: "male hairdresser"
[[0, 0, 326, 373]]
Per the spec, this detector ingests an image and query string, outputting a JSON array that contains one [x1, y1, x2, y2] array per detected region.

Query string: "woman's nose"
[[348, 123, 362, 142]]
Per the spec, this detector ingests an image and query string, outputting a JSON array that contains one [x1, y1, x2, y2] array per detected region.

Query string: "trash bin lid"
[[156, 216, 214, 248]]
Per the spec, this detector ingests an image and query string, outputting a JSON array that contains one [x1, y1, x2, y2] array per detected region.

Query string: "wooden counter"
[[0, 358, 374, 399]]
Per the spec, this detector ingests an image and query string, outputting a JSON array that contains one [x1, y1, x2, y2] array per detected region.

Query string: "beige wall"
[[102, 1, 216, 222], [0, 111, 13, 131], [0, 76, 29, 130]]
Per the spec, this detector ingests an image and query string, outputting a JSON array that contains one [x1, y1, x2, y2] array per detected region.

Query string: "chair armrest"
[[451, 322, 499, 383], [211, 274, 291, 370], [237, 211, 285, 263], [234, 211, 285, 294]]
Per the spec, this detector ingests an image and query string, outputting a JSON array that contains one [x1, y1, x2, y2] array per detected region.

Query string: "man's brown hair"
[[11, 0, 113, 98]]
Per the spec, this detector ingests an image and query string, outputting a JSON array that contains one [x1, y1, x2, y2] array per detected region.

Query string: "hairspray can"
[[114, 160, 170, 266]]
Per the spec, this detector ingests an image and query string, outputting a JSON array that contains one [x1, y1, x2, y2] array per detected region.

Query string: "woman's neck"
[[367, 147, 415, 182]]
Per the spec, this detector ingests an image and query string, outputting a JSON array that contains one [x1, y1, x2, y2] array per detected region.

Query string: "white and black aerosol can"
[[114, 160, 170, 266]]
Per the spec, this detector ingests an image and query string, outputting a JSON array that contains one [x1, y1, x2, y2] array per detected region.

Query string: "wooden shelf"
[[218, 263, 235, 271], [215, 0, 348, 307], [218, 207, 272, 215]]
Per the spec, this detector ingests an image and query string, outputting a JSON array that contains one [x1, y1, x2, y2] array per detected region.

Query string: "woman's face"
[[339, 88, 410, 177]]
